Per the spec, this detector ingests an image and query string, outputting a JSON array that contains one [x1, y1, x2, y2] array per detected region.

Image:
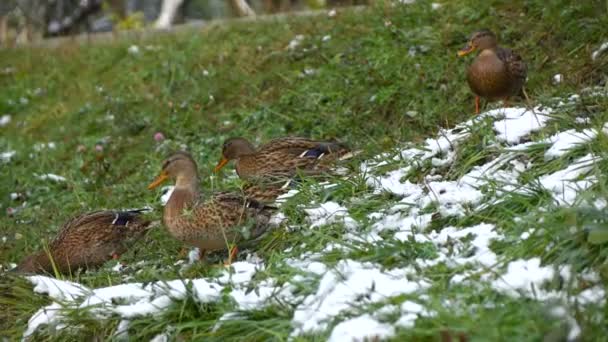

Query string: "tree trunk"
[[155, 0, 185, 29], [229, 0, 256, 17]]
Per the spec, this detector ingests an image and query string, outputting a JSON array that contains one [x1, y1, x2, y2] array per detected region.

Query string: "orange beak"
[[458, 42, 476, 57], [148, 171, 169, 190], [213, 157, 229, 173]]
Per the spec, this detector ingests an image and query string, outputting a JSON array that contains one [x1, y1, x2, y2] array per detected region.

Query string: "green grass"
[[1, 0, 608, 340]]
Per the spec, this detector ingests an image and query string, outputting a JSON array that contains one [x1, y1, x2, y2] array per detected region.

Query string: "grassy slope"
[[1, 0, 607, 340]]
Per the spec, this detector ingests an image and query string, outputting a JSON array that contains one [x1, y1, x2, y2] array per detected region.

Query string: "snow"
[[287, 35, 304, 50], [305, 201, 358, 230], [553, 74, 563, 84], [591, 41, 608, 60], [422, 180, 483, 217], [366, 168, 419, 196], [539, 154, 596, 205], [1, 150, 16, 162], [491, 107, 552, 144], [36, 173, 67, 182], [0, 114, 11, 126], [23, 261, 267, 338], [29, 276, 86, 300], [544, 128, 596, 160], [396, 301, 427, 328], [491, 258, 564, 300], [329, 314, 395, 342], [127, 45, 140, 55], [292, 260, 428, 336]]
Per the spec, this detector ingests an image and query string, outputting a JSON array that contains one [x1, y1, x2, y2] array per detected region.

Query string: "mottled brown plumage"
[[148, 152, 275, 260], [214, 137, 352, 181], [14, 209, 152, 275], [458, 29, 527, 114]]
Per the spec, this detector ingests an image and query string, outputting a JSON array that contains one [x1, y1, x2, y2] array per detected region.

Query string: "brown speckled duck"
[[458, 29, 527, 114], [213, 137, 352, 181], [148, 151, 275, 264], [14, 209, 152, 275]]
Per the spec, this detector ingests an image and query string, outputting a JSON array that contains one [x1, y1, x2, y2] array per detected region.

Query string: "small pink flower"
[[95, 144, 104, 152], [6, 207, 15, 216], [154, 132, 165, 142]]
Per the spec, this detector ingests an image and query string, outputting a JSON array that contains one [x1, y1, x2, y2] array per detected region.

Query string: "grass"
[[1, 0, 608, 340]]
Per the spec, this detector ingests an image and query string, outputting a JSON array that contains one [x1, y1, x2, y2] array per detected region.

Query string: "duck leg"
[[112, 253, 127, 267], [224, 245, 239, 266], [475, 96, 480, 114]]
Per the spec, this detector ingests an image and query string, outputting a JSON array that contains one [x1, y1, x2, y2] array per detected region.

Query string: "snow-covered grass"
[[1, 1, 608, 341]]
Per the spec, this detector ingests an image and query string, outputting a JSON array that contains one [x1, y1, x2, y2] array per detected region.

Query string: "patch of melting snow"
[[366, 168, 416, 195], [328, 314, 395, 342], [305, 201, 358, 229], [291, 259, 427, 337], [24, 261, 280, 338], [544, 128, 597, 160], [287, 35, 304, 50], [1, 150, 16, 162], [36, 173, 67, 182], [539, 154, 596, 205], [490, 258, 568, 300], [591, 41, 608, 60], [33, 142, 56, 151], [421, 180, 484, 217], [0, 114, 11, 126], [490, 106, 552, 144]]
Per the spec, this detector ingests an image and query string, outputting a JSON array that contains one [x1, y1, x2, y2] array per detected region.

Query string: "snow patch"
[[329, 314, 395, 342]]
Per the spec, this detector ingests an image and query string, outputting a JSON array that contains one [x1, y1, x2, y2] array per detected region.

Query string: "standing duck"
[[213, 136, 353, 181], [458, 29, 527, 114], [147, 151, 275, 264], [14, 209, 152, 275]]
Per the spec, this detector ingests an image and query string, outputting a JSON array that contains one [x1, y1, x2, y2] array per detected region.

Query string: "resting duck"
[[213, 136, 353, 181], [458, 29, 527, 114], [14, 209, 152, 275], [148, 151, 275, 264]]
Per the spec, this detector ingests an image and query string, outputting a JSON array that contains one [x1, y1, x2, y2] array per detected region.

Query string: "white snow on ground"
[[305, 201, 358, 229], [1, 150, 16, 162], [291, 259, 428, 336], [539, 154, 597, 206], [328, 314, 395, 342], [544, 128, 597, 160], [591, 41, 608, 60], [0, 114, 11, 126], [490, 258, 568, 300], [491, 107, 551, 144], [36, 173, 67, 182], [21, 93, 608, 340]]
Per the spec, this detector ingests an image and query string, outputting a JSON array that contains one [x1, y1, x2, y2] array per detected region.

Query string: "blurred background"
[[0, 0, 370, 46]]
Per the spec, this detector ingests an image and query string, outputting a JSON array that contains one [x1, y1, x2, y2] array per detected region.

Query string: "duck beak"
[[458, 42, 476, 57], [148, 171, 169, 190], [213, 157, 229, 173]]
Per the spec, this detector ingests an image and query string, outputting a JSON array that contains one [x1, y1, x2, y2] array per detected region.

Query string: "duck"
[[458, 29, 527, 114], [13, 209, 152, 275], [147, 151, 275, 264], [213, 136, 353, 181]]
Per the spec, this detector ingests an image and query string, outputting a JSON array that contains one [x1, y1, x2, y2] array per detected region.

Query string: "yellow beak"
[[458, 42, 476, 57], [148, 171, 169, 190], [213, 157, 229, 173]]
